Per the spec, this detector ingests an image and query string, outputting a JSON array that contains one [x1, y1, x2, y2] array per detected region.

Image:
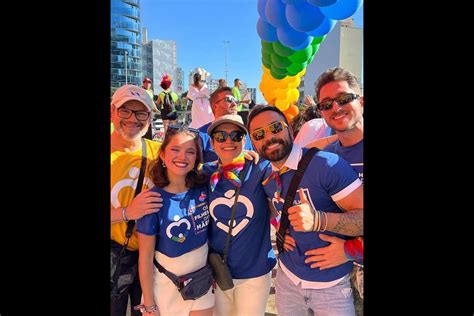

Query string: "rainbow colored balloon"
[[256, 0, 363, 122]]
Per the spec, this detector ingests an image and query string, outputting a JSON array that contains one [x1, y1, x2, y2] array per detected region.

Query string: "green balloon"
[[286, 61, 307, 76], [270, 69, 287, 80], [271, 64, 288, 76], [272, 41, 295, 57], [312, 35, 326, 45], [288, 45, 312, 64], [271, 53, 292, 68], [262, 56, 272, 69], [311, 44, 320, 57], [262, 51, 273, 65], [307, 55, 315, 65], [261, 40, 275, 55]]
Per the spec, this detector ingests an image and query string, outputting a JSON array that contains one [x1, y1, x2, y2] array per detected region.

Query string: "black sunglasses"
[[250, 120, 287, 141], [316, 93, 360, 111], [212, 130, 246, 143]]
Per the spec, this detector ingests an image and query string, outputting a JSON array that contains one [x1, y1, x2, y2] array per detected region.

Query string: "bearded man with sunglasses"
[[110, 85, 164, 316], [247, 104, 363, 316], [202, 114, 276, 316], [198, 87, 254, 163]]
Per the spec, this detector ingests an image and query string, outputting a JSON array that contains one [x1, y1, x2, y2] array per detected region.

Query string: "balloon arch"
[[256, 0, 363, 122]]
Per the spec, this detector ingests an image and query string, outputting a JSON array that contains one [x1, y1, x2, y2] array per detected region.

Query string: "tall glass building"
[[111, 0, 142, 89]]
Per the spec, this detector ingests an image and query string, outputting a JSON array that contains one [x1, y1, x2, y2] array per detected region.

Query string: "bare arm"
[[138, 232, 157, 310], [288, 185, 363, 236], [306, 134, 339, 150], [111, 189, 163, 224]]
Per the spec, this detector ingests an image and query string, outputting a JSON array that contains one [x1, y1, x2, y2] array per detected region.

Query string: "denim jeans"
[[275, 267, 355, 316]]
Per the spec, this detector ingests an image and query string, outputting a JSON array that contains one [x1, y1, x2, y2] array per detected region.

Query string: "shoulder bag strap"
[[222, 161, 250, 263], [122, 138, 148, 250], [276, 147, 319, 255]]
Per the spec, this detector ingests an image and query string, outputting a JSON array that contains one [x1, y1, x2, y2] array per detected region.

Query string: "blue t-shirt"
[[198, 122, 254, 163], [264, 148, 360, 282], [325, 139, 363, 182], [203, 160, 277, 279], [136, 185, 210, 258]]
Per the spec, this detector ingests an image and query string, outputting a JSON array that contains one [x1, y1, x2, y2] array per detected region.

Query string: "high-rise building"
[[142, 39, 177, 93], [302, 18, 363, 101], [175, 67, 184, 96], [208, 79, 220, 93], [111, 0, 142, 90], [247, 88, 257, 103]]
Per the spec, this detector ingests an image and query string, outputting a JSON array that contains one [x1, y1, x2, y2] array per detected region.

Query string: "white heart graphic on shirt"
[[166, 217, 191, 243], [209, 190, 254, 236]]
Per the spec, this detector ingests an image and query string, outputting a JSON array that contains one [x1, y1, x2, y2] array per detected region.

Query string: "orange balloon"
[[286, 104, 299, 117]]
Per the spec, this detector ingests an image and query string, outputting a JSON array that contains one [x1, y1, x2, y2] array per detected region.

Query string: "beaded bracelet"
[[134, 303, 158, 314]]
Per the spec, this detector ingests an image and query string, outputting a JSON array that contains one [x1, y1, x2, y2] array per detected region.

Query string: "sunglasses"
[[117, 107, 150, 121], [166, 125, 200, 138], [316, 93, 360, 111], [212, 130, 246, 143], [250, 120, 287, 141], [215, 95, 238, 104]]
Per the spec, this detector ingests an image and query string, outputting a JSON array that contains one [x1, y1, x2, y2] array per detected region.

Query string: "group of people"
[[111, 66, 364, 316]]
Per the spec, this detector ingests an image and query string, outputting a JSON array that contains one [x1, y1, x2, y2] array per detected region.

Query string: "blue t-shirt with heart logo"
[[203, 160, 277, 279], [263, 147, 361, 282], [136, 185, 210, 257]]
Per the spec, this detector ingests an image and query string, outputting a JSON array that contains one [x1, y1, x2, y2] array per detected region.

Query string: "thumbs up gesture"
[[288, 190, 317, 232]]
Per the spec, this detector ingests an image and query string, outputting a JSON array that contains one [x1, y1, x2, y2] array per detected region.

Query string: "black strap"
[[122, 138, 148, 251], [276, 148, 319, 255], [222, 161, 250, 263]]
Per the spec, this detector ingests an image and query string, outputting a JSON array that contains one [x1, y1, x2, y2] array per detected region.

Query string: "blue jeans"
[[275, 267, 355, 316]]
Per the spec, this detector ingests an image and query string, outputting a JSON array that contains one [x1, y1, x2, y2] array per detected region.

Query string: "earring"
[[162, 160, 166, 168]]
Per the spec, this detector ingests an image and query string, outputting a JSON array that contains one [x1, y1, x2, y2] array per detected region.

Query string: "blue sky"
[[140, 0, 363, 103]]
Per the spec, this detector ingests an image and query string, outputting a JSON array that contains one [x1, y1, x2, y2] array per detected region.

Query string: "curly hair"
[[149, 127, 208, 189]]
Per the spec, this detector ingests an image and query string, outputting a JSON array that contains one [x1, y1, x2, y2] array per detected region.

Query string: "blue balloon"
[[306, 16, 336, 37], [257, 18, 278, 42], [265, 0, 288, 28], [291, 37, 313, 50], [319, 0, 363, 20], [277, 24, 312, 50], [286, 2, 325, 32], [306, 0, 337, 6], [282, 0, 306, 4], [257, 0, 268, 20]]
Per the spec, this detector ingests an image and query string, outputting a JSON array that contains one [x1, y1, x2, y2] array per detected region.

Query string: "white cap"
[[111, 85, 158, 112]]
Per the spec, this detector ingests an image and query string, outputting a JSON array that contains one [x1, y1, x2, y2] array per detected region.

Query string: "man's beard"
[[259, 137, 292, 162]]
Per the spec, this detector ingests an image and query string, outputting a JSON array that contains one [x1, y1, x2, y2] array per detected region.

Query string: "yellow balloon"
[[275, 98, 291, 112], [288, 88, 300, 103], [275, 88, 290, 100], [287, 76, 301, 89]]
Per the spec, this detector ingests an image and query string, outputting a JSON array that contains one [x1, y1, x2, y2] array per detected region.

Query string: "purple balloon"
[[286, 2, 325, 33], [257, 18, 278, 42], [277, 24, 312, 50], [319, 0, 363, 20], [265, 0, 288, 28], [257, 0, 268, 20], [306, 0, 337, 7], [306, 16, 336, 37]]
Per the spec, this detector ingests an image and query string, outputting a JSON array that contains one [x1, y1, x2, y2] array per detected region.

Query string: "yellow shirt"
[[111, 138, 161, 250]]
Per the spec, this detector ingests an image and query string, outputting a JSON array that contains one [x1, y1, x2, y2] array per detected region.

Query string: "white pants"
[[213, 272, 272, 316]]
